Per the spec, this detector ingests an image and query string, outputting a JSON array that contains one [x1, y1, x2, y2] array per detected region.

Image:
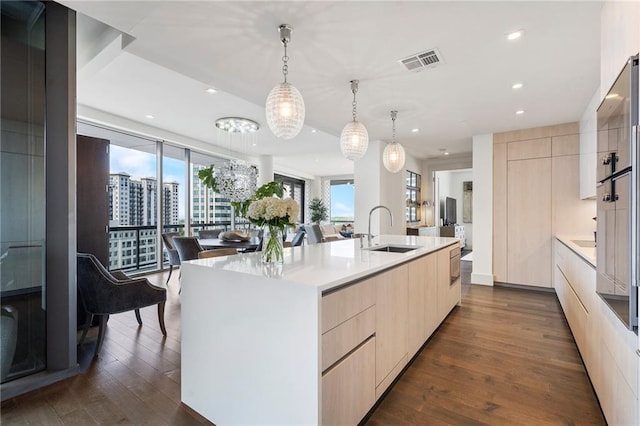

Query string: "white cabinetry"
[[553, 238, 638, 425]]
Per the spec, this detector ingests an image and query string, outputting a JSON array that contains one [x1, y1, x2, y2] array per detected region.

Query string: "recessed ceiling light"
[[206, 88, 217, 94], [507, 30, 523, 41], [411, 128, 420, 133], [145, 114, 154, 119], [311, 129, 317, 133], [515, 110, 525, 115], [605, 93, 620, 99], [443, 151, 450, 156], [512, 83, 523, 89], [439, 148, 449, 156]]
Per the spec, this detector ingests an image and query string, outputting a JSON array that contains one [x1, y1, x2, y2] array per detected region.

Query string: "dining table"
[[199, 237, 260, 251]]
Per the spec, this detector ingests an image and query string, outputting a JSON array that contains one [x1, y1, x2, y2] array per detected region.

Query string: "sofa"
[[319, 224, 354, 241]]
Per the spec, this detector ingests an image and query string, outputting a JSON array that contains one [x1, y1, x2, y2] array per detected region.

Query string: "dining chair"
[[76, 253, 167, 357], [161, 232, 181, 285], [173, 237, 236, 261], [291, 229, 305, 247], [198, 229, 222, 239], [304, 225, 323, 245]]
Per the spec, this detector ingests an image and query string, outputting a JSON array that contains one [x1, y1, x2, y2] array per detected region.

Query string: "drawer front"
[[322, 306, 375, 372], [322, 337, 376, 426], [321, 278, 375, 333]]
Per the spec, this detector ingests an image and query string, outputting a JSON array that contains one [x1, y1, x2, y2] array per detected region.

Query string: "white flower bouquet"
[[247, 197, 300, 263]]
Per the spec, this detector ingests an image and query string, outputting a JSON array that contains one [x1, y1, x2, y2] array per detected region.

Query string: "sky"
[[111, 144, 356, 222], [110, 145, 187, 219], [330, 183, 354, 220]]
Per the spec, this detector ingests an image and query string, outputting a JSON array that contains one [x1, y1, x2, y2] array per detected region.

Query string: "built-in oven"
[[596, 54, 638, 332], [450, 246, 460, 284]]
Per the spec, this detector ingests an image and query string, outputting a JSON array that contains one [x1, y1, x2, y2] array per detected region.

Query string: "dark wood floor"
[[2, 260, 604, 425]]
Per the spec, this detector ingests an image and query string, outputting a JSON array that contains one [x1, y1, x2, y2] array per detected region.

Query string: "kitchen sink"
[[365, 244, 421, 253], [571, 240, 596, 248]]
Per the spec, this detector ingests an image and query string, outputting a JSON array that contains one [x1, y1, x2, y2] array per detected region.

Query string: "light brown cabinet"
[[507, 157, 552, 287], [408, 253, 437, 357], [375, 264, 409, 388], [493, 122, 594, 288], [322, 337, 376, 426], [320, 245, 460, 424]]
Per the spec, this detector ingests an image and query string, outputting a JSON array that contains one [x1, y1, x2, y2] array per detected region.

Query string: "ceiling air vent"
[[399, 48, 444, 72]]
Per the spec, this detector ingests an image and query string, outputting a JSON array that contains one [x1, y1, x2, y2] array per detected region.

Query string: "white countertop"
[[555, 235, 596, 268], [185, 235, 458, 292]]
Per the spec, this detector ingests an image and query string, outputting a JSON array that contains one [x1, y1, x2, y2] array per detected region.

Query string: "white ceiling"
[[63, 1, 602, 178]]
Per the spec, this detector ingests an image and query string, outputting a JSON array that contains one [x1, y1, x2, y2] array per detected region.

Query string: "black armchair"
[[77, 253, 167, 357], [161, 232, 181, 285]]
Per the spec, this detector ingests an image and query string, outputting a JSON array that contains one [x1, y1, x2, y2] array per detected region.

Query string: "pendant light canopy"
[[266, 24, 305, 140], [383, 110, 406, 173], [340, 80, 369, 160]]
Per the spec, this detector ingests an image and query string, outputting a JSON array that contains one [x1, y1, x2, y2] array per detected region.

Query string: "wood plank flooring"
[[1, 262, 605, 425]]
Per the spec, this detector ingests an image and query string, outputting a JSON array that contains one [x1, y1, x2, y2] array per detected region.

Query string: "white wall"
[[422, 155, 473, 204], [434, 169, 473, 249], [354, 139, 415, 236], [471, 134, 493, 286]]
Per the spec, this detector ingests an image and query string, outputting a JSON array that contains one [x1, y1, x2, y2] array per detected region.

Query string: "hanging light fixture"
[[340, 79, 369, 160], [213, 117, 259, 203], [383, 110, 406, 173], [265, 24, 305, 139]]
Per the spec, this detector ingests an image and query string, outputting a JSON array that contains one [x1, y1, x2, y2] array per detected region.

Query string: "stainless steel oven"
[[596, 54, 639, 332], [450, 246, 461, 284]]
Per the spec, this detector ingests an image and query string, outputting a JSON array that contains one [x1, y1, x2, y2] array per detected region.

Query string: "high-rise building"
[[190, 165, 231, 225], [108, 173, 179, 270]]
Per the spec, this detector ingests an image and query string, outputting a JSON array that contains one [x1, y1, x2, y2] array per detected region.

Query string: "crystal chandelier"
[[265, 24, 305, 139], [383, 110, 406, 173], [340, 79, 369, 160], [214, 117, 259, 203], [215, 160, 258, 203]]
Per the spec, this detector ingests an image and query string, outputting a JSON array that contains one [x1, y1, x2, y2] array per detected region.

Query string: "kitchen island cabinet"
[[181, 236, 460, 425]]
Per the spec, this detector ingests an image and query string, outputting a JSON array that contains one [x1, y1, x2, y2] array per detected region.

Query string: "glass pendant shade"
[[383, 142, 406, 173], [340, 120, 369, 160], [266, 82, 305, 139]]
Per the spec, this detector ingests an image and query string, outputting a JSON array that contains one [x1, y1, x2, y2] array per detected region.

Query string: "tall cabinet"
[[493, 123, 595, 287]]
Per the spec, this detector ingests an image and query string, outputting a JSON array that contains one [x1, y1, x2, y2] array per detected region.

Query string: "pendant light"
[[383, 110, 406, 173], [265, 24, 305, 139], [340, 80, 369, 160]]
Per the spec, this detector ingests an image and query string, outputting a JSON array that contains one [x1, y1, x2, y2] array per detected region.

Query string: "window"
[[406, 171, 421, 223], [330, 180, 354, 224], [275, 174, 305, 223]]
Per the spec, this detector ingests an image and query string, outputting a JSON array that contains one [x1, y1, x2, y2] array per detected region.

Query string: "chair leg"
[[78, 314, 93, 347], [94, 315, 107, 357], [166, 265, 173, 285], [135, 308, 143, 326], [157, 302, 167, 336]]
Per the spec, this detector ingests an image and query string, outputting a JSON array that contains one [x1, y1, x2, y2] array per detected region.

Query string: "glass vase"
[[262, 225, 284, 264]]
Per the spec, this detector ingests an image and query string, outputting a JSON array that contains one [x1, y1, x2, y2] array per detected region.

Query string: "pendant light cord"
[[282, 41, 289, 83], [391, 110, 397, 143]]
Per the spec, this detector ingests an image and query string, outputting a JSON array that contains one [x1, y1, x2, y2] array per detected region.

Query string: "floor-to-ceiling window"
[[1, 0, 46, 383], [190, 152, 234, 235], [329, 179, 354, 225], [406, 170, 421, 223], [275, 174, 305, 224]]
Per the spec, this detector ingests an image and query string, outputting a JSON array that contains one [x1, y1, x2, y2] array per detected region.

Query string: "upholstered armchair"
[[161, 232, 181, 285], [77, 253, 167, 357]]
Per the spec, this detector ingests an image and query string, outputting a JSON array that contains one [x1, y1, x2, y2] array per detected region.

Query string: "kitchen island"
[[180, 235, 460, 425]]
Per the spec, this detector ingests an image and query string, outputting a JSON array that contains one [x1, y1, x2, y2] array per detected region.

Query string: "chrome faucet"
[[368, 205, 393, 246]]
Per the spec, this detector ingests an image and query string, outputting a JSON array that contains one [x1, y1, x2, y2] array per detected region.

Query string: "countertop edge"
[[555, 235, 597, 268]]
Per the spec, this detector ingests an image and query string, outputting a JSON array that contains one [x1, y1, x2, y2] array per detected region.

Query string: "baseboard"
[[470, 272, 493, 286]]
